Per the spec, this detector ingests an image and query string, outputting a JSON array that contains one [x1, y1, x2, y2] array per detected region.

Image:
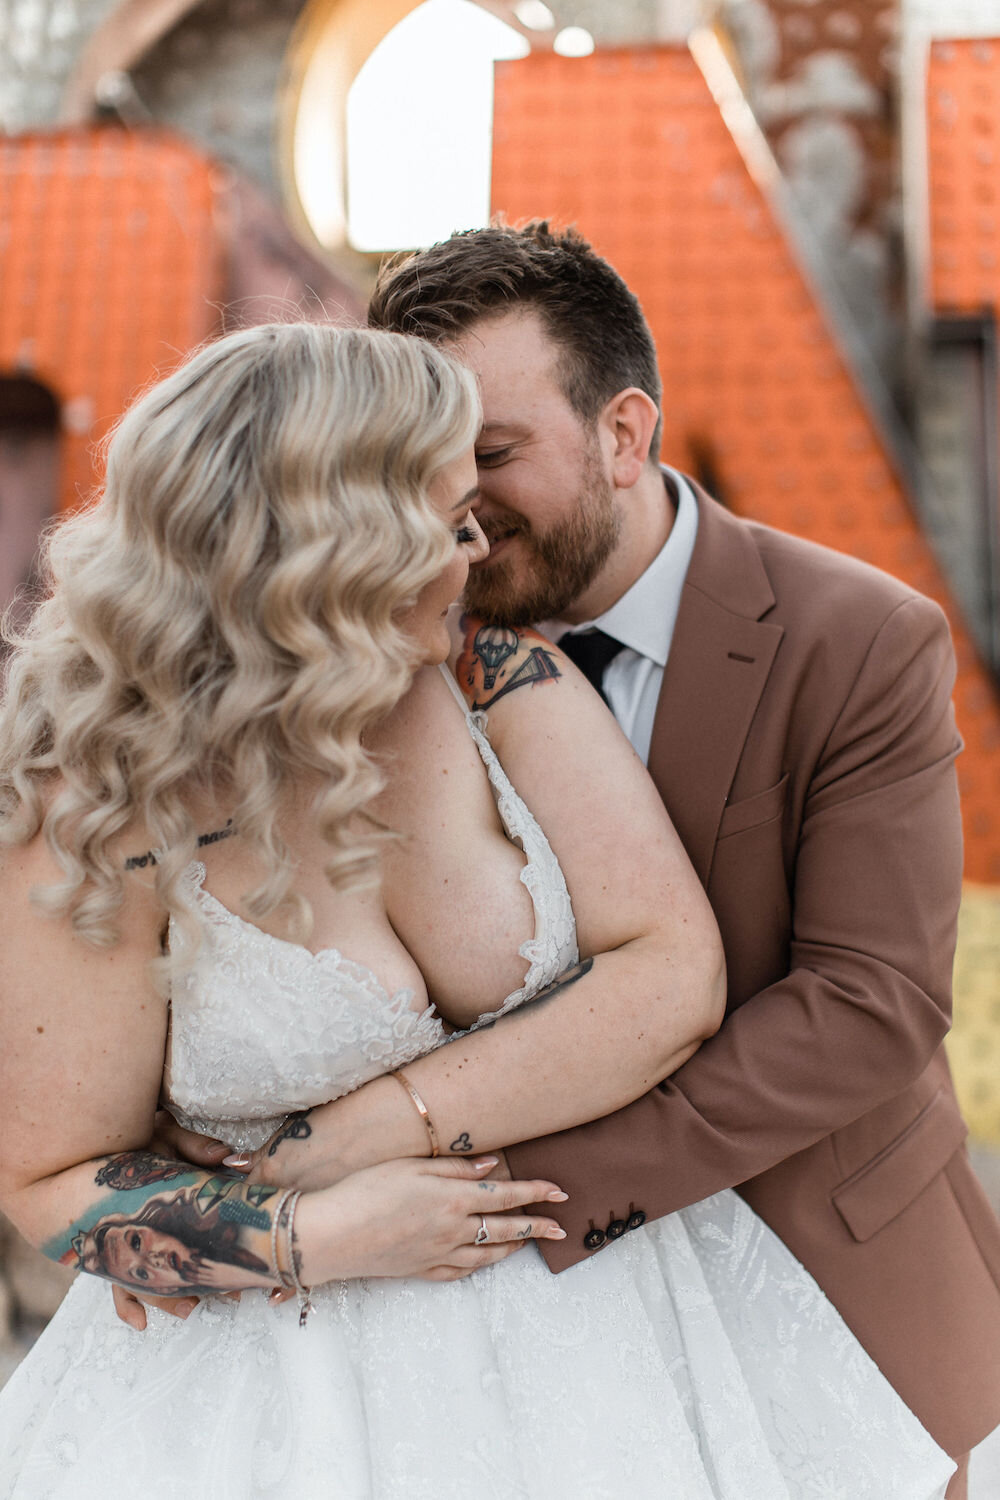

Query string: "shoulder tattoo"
[[456, 616, 561, 711]]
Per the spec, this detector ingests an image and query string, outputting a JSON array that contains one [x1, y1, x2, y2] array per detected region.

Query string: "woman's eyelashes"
[[454, 511, 484, 546]]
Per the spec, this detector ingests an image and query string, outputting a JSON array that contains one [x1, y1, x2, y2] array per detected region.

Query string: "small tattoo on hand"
[[450, 1133, 474, 1153], [517, 1225, 532, 1239], [266, 1112, 313, 1157]]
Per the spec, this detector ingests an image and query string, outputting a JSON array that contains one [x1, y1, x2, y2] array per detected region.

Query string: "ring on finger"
[[474, 1215, 489, 1246]]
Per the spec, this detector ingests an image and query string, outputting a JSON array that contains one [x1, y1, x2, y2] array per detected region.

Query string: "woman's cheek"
[[447, 553, 470, 603]]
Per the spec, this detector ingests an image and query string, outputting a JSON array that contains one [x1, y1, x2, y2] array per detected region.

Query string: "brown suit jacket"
[[507, 484, 1000, 1458]]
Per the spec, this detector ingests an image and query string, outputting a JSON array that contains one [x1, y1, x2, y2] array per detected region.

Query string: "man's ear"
[[599, 388, 660, 490]]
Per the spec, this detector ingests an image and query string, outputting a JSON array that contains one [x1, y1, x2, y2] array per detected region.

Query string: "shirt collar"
[[542, 467, 699, 668]]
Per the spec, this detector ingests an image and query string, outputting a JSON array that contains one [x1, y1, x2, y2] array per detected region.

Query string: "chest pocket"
[[716, 773, 789, 840]]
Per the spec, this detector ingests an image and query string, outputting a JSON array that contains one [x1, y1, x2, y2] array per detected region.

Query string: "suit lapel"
[[647, 486, 783, 887]]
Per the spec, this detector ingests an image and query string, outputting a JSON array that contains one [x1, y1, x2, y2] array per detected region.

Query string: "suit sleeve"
[[505, 594, 964, 1270]]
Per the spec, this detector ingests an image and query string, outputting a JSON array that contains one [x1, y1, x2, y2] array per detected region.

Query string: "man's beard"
[[464, 452, 620, 627]]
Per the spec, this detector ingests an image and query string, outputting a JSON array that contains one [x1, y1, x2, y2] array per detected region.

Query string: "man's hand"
[[112, 1284, 202, 1331], [148, 1109, 233, 1170]]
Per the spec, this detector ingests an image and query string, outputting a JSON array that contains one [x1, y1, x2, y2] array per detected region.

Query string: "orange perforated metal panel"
[[491, 43, 1000, 888], [925, 36, 1000, 1140], [927, 37, 1000, 314], [0, 128, 225, 515]]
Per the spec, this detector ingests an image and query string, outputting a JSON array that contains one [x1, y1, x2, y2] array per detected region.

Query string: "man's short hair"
[[368, 220, 663, 457]]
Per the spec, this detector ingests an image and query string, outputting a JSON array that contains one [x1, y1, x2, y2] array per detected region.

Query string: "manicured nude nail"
[[202, 1141, 231, 1160], [473, 1158, 498, 1171], [222, 1153, 252, 1168], [546, 1227, 567, 1238], [546, 1190, 569, 1201]]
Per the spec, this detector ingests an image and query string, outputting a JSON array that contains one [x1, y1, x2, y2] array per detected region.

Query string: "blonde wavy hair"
[[0, 322, 481, 962]]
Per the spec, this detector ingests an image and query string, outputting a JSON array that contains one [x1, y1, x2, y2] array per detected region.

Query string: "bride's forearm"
[[10, 1148, 571, 1303], [254, 940, 724, 1192], [4, 1150, 292, 1297]]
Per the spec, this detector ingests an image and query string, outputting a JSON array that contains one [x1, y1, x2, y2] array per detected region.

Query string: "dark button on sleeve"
[[626, 1210, 647, 1231], [583, 1226, 606, 1251], [605, 1218, 627, 1240]]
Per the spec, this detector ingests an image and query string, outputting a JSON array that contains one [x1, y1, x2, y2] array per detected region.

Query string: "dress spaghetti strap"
[[437, 661, 474, 716]]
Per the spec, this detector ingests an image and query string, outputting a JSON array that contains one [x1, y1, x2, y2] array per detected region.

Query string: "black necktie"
[[558, 629, 624, 705]]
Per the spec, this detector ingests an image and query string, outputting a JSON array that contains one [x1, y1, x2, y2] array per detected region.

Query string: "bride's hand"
[[299, 1156, 568, 1284], [111, 1156, 567, 1328]]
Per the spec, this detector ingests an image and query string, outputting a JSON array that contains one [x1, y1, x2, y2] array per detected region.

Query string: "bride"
[[0, 323, 953, 1498]]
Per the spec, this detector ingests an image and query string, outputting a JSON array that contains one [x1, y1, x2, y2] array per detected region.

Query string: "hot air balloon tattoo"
[[474, 625, 519, 688], [466, 623, 561, 709]]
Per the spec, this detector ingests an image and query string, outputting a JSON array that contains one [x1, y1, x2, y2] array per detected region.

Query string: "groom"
[[364, 222, 1000, 1496]]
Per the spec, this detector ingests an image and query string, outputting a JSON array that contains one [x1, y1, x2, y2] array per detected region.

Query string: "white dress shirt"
[[538, 468, 699, 765]]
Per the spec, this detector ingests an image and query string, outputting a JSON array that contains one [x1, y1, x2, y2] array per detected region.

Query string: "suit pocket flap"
[[717, 774, 789, 839], [832, 1089, 968, 1243]]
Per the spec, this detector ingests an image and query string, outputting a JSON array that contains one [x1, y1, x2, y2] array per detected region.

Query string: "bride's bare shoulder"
[[366, 658, 465, 752], [0, 799, 165, 958], [1, 781, 150, 885]]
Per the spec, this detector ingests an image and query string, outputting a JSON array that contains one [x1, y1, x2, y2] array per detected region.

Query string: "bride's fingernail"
[[546, 1190, 569, 1201], [222, 1153, 252, 1168], [473, 1158, 498, 1171], [546, 1227, 567, 1238]]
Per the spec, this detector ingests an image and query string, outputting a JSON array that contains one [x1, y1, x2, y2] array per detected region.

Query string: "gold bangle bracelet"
[[284, 1189, 314, 1329], [389, 1068, 440, 1157], [269, 1187, 295, 1288]]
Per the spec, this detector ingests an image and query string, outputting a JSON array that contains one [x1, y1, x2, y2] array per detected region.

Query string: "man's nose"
[[473, 470, 504, 508]]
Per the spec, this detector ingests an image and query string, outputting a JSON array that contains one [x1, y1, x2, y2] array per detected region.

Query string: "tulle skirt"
[[0, 1188, 954, 1499]]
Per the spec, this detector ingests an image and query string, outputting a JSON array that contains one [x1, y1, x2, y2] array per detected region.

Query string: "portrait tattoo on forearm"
[[45, 1151, 282, 1297], [266, 1110, 313, 1157], [456, 616, 560, 711]]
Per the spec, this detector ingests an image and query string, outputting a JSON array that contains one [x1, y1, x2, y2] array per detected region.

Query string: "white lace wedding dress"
[[0, 685, 955, 1499]]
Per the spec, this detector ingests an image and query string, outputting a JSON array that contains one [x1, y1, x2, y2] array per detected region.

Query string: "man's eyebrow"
[[452, 486, 480, 511]]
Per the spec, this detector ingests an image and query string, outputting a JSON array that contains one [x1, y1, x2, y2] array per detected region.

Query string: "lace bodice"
[[162, 681, 578, 1150]]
